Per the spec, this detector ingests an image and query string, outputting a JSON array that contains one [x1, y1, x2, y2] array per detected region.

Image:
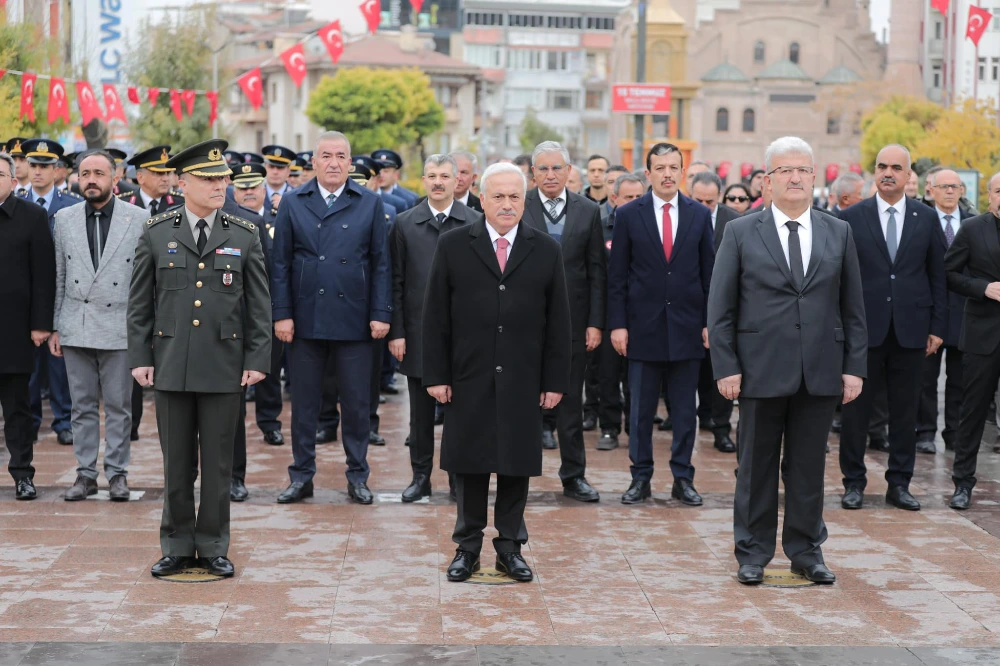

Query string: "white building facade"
[[922, 0, 1000, 106]]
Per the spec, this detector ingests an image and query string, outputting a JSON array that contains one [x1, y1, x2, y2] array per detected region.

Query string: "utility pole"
[[633, 1, 647, 171]]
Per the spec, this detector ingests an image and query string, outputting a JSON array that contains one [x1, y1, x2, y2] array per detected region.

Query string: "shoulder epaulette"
[[145, 208, 182, 228], [65, 190, 82, 200], [221, 210, 256, 232], [169, 189, 184, 197]]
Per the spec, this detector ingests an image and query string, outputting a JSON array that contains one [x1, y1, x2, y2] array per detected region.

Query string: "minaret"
[[884, 0, 925, 96]]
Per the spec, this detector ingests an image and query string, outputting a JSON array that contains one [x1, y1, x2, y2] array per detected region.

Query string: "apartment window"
[[827, 114, 840, 135], [715, 107, 729, 132], [547, 15, 582, 29], [980, 57, 987, 81], [466, 44, 504, 68], [789, 42, 800, 64], [295, 134, 302, 151], [742, 108, 756, 132], [585, 90, 604, 110], [994, 10, 1000, 29], [586, 17, 615, 30], [436, 85, 454, 107], [932, 64, 942, 88], [255, 130, 264, 149], [505, 88, 542, 109], [547, 51, 568, 71], [935, 20, 943, 39], [992, 57, 999, 80], [754, 41, 765, 63], [465, 11, 502, 26], [271, 82, 277, 104], [509, 14, 545, 28], [508, 49, 543, 70], [547, 89, 579, 110]]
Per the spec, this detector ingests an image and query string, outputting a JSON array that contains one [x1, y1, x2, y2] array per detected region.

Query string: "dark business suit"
[[838, 196, 946, 492], [252, 205, 285, 437], [607, 192, 714, 483], [944, 212, 1000, 489], [916, 207, 973, 448], [523, 189, 606, 483], [593, 206, 630, 433], [708, 206, 867, 567]]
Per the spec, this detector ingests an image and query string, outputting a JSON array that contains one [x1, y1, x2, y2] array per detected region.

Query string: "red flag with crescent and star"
[[19, 73, 36, 121], [318, 20, 345, 64], [181, 89, 196, 115], [206, 91, 219, 127], [75, 81, 104, 126], [169, 89, 183, 121], [103, 84, 128, 125], [47, 77, 70, 125], [359, 0, 380, 35], [968, 5, 992, 47], [931, 0, 949, 14], [127, 86, 140, 104], [148, 87, 160, 107], [238, 68, 264, 110], [281, 43, 308, 87], [410, 0, 424, 13]]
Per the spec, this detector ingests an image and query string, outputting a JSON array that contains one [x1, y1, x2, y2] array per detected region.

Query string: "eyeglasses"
[[725, 195, 749, 203], [934, 184, 962, 191], [767, 166, 814, 178], [533, 165, 566, 174]]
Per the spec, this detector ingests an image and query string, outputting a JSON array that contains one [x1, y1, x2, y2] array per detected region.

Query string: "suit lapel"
[[522, 192, 547, 234], [200, 224, 232, 258], [756, 209, 795, 288], [95, 206, 130, 277], [894, 198, 919, 265], [173, 210, 201, 257], [500, 223, 534, 280], [669, 196, 694, 263], [865, 198, 892, 265], [981, 218, 1000, 276], [638, 194, 669, 269], [470, 222, 503, 280], [299, 180, 332, 222], [801, 214, 828, 290], [73, 213, 96, 278], [560, 193, 578, 244]]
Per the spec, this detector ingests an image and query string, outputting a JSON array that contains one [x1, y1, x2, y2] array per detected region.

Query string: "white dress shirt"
[[140, 189, 157, 209], [186, 208, 218, 239], [427, 200, 454, 220], [457, 191, 470, 207], [539, 188, 567, 218], [317, 180, 347, 205], [651, 191, 679, 245], [771, 205, 812, 272], [486, 221, 518, 260], [936, 206, 961, 233], [875, 194, 906, 247]]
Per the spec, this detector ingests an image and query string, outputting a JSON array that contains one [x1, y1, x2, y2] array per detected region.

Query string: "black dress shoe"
[[401, 475, 431, 503], [868, 437, 889, 452], [596, 430, 619, 451], [449, 485, 457, 502], [56, 430, 73, 446], [378, 395, 386, 404], [404, 435, 410, 447], [230, 477, 248, 502], [108, 474, 130, 502], [653, 415, 664, 425], [348, 482, 374, 505], [582, 414, 597, 431], [563, 477, 600, 502], [262, 430, 285, 445], [737, 564, 764, 585], [15, 478, 36, 500], [830, 418, 841, 434], [657, 417, 673, 431], [151, 555, 194, 577], [130, 430, 140, 442], [315, 427, 338, 444], [447, 550, 480, 582], [671, 478, 703, 506], [841, 486, 863, 510], [886, 485, 921, 511], [916, 439, 937, 454], [714, 434, 736, 453], [621, 479, 651, 504], [496, 552, 533, 582], [380, 385, 399, 395], [434, 408, 445, 426], [202, 556, 235, 577], [368, 431, 386, 446], [277, 481, 313, 504], [541, 430, 557, 450], [791, 563, 836, 584], [949, 487, 972, 510]]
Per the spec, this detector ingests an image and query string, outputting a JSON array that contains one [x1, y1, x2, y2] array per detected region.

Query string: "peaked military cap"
[[371, 149, 402, 170], [223, 150, 244, 166], [261, 144, 295, 166], [232, 162, 266, 189], [58, 152, 76, 169], [128, 145, 174, 173], [243, 152, 264, 165], [165, 139, 233, 177], [349, 161, 373, 184], [5, 137, 27, 156], [22, 138, 64, 165], [106, 148, 128, 165], [353, 155, 382, 176], [297, 151, 314, 170]]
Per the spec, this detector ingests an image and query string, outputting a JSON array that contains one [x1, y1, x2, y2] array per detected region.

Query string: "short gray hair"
[[531, 141, 570, 165], [631, 170, 649, 188], [832, 172, 864, 198], [764, 136, 814, 172], [689, 160, 710, 170], [448, 150, 478, 170], [480, 162, 526, 197], [316, 130, 351, 154], [423, 154, 458, 174], [924, 164, 944, 186], [0, 152, 15, 178], [690, 171, 723, 193], [614, 173, 647, 196]]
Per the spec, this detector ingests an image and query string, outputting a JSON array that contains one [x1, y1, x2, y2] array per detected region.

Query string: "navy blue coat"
[[381, 190, 408, 218], [271, 178, 391, 341], [839, 196, 946, 349], [389, 184, 418, 209], [607, 192, 715, 362], [20, 187, 81, 232]]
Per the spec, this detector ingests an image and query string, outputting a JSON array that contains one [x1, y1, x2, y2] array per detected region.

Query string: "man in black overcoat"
[[422, 162, 572, 584]]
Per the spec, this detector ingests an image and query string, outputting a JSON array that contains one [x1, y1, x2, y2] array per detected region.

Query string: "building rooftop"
[[757, 59, 813, 81], [701, 61, 750, 83], [818, 65, 863, 84]]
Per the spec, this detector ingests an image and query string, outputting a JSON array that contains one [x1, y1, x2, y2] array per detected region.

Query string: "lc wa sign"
[[612, 84, 672, 114]]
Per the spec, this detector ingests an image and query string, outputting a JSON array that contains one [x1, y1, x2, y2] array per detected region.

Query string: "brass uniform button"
[[168, 262, 174, 268], [196, 281, 203, 288], [157, 331, 163, 337], [232, 333, 237, 339], [226, 264, 231, 269], [192, 320, 200, 327], [198, 262, 205, 270], [194, 300, 202, 307]]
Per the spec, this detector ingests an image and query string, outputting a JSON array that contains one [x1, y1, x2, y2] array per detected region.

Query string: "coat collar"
[[468, 219, 535, 282], [295, 176, 363, 221]]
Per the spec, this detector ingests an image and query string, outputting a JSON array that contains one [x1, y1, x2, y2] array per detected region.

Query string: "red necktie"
[[662, 202, 673, 262], [496, 237, 509, 272]]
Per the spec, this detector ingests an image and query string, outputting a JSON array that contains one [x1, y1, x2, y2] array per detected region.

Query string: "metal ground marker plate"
[[762, 569, 817, 587], [466, 567, 518, 585], [156, 567, 226, 583]]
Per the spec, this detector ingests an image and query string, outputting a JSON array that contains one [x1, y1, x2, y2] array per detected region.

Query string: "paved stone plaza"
[[2, 384, 1000, 664]]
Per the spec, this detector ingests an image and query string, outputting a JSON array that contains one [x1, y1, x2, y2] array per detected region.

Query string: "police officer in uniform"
[[288, 158, 304, 189], [6, 138, 30, 194], [372, 149, 417, 209], [127, 139, 271, 578], [261, 144, 295, 209], [107, 149, 139, 198], [298, 151, 315, 184]]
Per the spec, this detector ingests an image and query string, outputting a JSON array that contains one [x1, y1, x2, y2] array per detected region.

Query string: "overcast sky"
[[870, 0, 891, 43]]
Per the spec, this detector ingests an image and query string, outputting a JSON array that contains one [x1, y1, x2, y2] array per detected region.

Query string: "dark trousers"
[[380, 339, 397, 388], [288, 338, 371, 485], [698, 355, 734, 436], [407, 375, 436, 476], [369, 339, 383, 433], [628, 358, 700, 482], [583, 348, 600, 419], [452, 473, 529, 555], [233, 393, 247, 481], [154, 390, 239, 558], [131, 380, 144, 438], [917, 346, 962, 446], [0, 373, 33, 481], [554, 350, 588, 483], [29, 344, 72, 433], [597, 337, 629, 433], [839, 326, 924, 491], [869, 377, 889, 441], [254, 334, 284, 432], [953, 348, 1000, 489], [318, 370, 340, 432], [734, 383, 838, 568]]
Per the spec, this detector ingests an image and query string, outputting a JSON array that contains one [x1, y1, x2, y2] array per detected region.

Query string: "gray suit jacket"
[[54, 199, 148, 350], [707, 206, 867, 398]]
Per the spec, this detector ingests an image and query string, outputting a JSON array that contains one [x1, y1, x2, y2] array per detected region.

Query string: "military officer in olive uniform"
[[127, 139, 271, 579], [107, 149, 139, 198]]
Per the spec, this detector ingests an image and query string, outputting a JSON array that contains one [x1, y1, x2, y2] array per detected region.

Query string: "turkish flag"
[[206, 91, 219, 127], [148, 87, 160, 107], [127, 86, 140, 104], [238, 68, 264, 110], [931, 0, 949, 15], [410, 0, 423, 13], [359, 0, 380, 34], [19, 73, 36, 121], [825, 164, 839, 185], [0, 70, 7, 80], [181, 89, 196, 115], [75, 81, 104, 126], [849, 163, 862, 175], [968, 5, 992, 47], [318, 20, 345, 64], [103, 84, 128, 124], [169, 89, 183, 121], [740, 162, 754, 179], [280, 43, 308, 87], [47, 77, 70, 125], [716, 161, 731, 180]]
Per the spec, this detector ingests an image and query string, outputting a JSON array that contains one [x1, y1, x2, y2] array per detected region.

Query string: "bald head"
[[989, 171, 1000, 214], [931, 169, 962, 214]]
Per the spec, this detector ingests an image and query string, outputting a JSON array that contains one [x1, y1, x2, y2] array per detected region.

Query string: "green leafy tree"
[[518, 108, 562, 154], [0, 23, 73, 139], [858, 96, 945, 170], [306, 67, 445, 156], [122, 7, 221, 148]]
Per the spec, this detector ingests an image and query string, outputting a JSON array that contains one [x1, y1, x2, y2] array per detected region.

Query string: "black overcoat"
[[0, 196, 55, 374], [421, 219, 572, 477]]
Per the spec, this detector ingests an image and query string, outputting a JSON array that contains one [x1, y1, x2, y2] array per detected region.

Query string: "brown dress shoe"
[[108, 474, 130, 502], [64, 475, 97, 501]]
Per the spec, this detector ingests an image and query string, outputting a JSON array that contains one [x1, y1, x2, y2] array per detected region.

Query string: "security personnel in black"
[[127, 139, 271, 579]]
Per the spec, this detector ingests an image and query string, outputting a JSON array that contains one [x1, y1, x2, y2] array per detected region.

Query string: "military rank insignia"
[[223, 272, 233, 287]]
